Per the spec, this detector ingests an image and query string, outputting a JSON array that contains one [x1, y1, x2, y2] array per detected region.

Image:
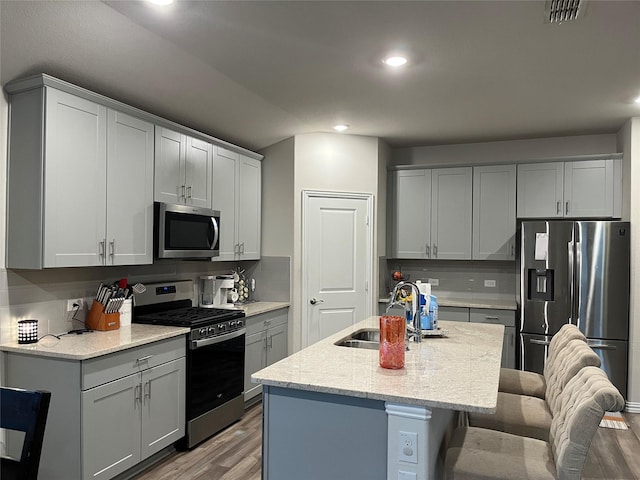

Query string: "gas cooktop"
[[135, 306, 245, 328]]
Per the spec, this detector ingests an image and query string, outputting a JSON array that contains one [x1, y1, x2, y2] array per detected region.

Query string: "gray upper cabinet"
[[6, 86, 153, 268], [517, 159, 621, 219], [431, 167, 472, 259], [154, 126, 213, 208], [472, 164, 516, 260], [213, 147, 262, 261], [390, 167, 471, 260], [389, 169, 432, 259]]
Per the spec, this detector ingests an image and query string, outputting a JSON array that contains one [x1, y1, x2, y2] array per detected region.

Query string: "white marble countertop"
[[235, 301, 290, 317], [379, 295, 517, 311], [252, 317, 504, 413], [0, 324, 190, 361]]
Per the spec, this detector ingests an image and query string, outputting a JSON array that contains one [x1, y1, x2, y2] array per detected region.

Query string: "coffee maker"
[[199, 275, 237, 308]]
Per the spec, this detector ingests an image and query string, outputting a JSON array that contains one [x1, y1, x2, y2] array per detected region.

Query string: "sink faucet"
[[387, 281, 422, 343]]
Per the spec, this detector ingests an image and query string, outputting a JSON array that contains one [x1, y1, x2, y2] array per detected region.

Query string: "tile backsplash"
[[381, 258, 516, 300], [0, 256, 290, 344]]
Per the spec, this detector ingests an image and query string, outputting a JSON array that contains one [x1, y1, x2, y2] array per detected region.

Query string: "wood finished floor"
[[134, 404, 640, 480]]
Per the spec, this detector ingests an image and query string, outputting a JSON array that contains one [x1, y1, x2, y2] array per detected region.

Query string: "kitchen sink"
[[334, 328, 380, 350]]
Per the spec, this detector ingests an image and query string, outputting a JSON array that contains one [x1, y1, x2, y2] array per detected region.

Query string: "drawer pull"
[[484, 316, 500, 320], [136, 355, 153, 363]]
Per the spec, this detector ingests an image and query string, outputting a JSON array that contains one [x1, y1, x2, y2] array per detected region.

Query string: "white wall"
[[393, 134, 618, 166], [291, 133, 381, 351], [618, 118, 640, 411]]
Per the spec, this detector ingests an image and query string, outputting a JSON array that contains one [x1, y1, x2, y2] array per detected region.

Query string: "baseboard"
[[624, 400, 640, 413]]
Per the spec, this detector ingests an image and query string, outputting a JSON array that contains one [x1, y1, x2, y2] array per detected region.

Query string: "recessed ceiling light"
[[333, 124, 349, 132], [382, 56, 408, 67], [147, 0, 174, 5]]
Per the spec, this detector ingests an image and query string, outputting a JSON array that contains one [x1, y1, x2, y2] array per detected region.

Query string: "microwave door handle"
[[210, 217, 219, 250]]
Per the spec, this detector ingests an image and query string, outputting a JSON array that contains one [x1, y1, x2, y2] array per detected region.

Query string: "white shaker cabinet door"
[[106, 110, 154, 266], [154, 126, 186, 205], [185, 137, 213, 208], [516, 162, 564, 218], [82, 374, 141, 480], [472, 164, 516, 260], [431, 167, 472, 260], [564, 160, 614, 218], [238, 155, 262, 260], [44, 88, 107, 267], [390, 169, 431, 258], [244, 330, 267, 401], [213, 146, 239, 261], [140, 358, 186, 460]]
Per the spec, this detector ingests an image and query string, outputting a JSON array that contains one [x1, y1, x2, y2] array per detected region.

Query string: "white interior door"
[[303, 191, 373, 346]]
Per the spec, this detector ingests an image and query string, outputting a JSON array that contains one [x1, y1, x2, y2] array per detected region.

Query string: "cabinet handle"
[[268, 335, 273, 349], [180, 185, 186, 199], [565, 201, 569, 215], [187, 185, 192, 199], [510, 243, 515, 257], [234, 243, 239, 255], [134, 384, 142, 403], [426, 245, 430, 258], [241, 242, 245, 254], [136, 355, 153, 363], [99, 240, 105, 259], [484, 316, 500, 320], [556, 201, 561, 215], [433, 244, 438, 258], [144, 381, 151, 400], [263, 337, 268, 350], [109, 239, 115, 260]]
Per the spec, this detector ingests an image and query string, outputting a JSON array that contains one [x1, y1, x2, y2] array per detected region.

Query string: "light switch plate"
[[484, 279, 496, 288], [428, 278, 439, 286]]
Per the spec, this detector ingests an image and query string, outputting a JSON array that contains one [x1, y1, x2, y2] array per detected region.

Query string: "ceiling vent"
[[544, 0, 588, 23]]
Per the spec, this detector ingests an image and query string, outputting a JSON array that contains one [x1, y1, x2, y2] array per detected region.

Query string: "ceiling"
[[1, 0, 639, 152]]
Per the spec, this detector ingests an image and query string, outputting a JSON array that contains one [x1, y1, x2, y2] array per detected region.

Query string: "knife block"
[[86, 300, 120, 331]]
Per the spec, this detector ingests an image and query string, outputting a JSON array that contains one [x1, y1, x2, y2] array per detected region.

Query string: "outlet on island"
[[427, 278, 439, 287]]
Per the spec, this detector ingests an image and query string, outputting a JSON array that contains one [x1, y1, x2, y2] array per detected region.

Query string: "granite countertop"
[[252, 317, 504, 413], [0, 324, 190, 361], [236, 301, 290, 317], [379, 295, 517, 310]]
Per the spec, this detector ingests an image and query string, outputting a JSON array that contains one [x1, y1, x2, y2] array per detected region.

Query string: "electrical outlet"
[[398, 471, 417, 480], [428, 278, 439, 286], [398, 431, 418, 464], [67, 298, 84, 312], [484, 279, 497, 288]]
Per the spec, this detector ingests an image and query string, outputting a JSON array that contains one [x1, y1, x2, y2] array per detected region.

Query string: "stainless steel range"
[[133, 280, 246, 449]]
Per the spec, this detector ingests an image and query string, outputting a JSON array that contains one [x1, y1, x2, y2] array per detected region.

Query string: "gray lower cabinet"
[[469, 308, 516, 369], [4, 336, 186, 480], [244, 309, 289, 402]]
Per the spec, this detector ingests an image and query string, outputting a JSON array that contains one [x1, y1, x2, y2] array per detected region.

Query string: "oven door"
[[186, 328, 245, 421]]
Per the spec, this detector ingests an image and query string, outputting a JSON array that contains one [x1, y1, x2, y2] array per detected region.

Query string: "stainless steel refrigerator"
[[518, 220, 630, 397]]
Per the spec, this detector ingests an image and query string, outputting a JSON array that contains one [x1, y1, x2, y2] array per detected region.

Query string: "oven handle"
[[190, 328, 246, 350]]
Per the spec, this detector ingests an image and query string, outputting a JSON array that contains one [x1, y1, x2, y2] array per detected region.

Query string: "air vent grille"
[[545, 0, 587, 23]]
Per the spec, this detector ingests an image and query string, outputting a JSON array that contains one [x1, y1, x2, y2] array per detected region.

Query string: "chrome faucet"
[[387, 281, 422, 343]]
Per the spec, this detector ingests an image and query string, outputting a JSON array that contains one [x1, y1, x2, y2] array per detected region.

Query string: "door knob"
[[310, 298, 324, 305]]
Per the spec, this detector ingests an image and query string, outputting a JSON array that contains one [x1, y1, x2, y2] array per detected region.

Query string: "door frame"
[[301, 190, 374, 347]]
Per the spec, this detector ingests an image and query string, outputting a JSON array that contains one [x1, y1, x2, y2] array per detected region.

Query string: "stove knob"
[[229, 321, 236, 328], [218, 323, 226, 332], [199, 328, 207, 336], [208, 326, 216, 335], [236, 319, 244, 328]]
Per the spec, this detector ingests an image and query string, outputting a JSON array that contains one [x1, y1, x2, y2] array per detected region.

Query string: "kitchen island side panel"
[[263, 386, 387, 480], [4, 352, 83, 480]]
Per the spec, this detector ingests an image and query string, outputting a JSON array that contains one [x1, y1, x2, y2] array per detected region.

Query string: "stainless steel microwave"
[[154, 202, 220, 259]]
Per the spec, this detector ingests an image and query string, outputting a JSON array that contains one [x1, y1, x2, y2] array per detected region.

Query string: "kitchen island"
[[253, 317, 504, 480]]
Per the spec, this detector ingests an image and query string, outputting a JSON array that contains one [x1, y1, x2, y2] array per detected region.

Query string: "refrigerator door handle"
[[530, 338, 552, 346], [568, 239, 575, 323], [587, 342, 617, 351]]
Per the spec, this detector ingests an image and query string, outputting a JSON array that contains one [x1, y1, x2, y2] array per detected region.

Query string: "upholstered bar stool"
[[499, 323, 587, 398], [468, 339, 601, 440], [445, 366, 624, 480]]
